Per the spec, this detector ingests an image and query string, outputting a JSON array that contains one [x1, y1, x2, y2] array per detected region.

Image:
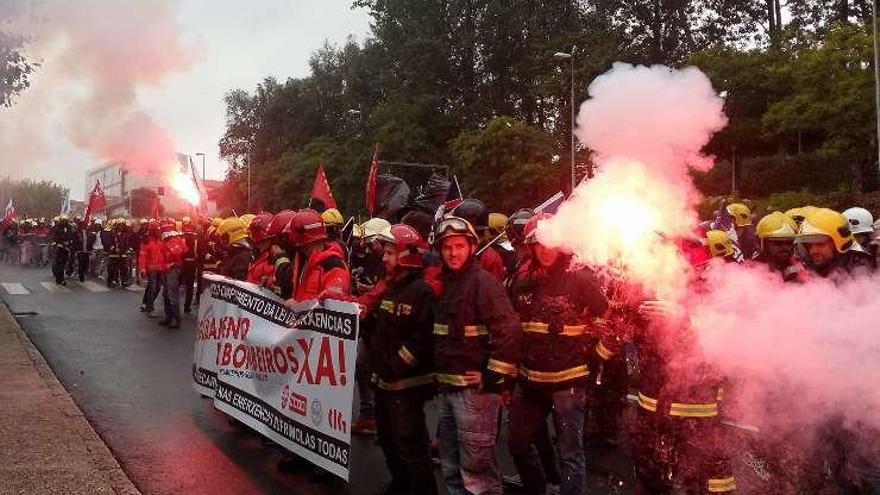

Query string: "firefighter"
[[507, 213, 608, 495], [286, 208, 350, 302], [50, 215, 74, 286], [451, 199, 507, 282], [102, 219, 130, 288], [217, 217, 253, 281], [138, 220, 164, 317], [73, 217, 94, 282], [196, 217, 223, 300], [796, 207, 875, 281], [843, 207, 876, 255], [432, 216, 521, 495], [595, 238, 735, 495], [180, 217, 199, 313], [158, 218, 187, 328], [755, 211, 805, 282], [705, 229, 739, 262], [370, 224, 437, 495], [246, 213, 276, 289], [726, 202, 759, 260], [263, 210, 296, 299]]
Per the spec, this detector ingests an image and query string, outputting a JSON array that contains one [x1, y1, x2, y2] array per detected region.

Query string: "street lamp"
[[554, 49, 576, 192], [195, 152, 206, 181], [873, 0, 880, 176]]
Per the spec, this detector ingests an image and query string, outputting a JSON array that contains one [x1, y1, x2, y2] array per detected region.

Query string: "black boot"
[[158, 319, 171, 327], [168, 318, 180, 329]]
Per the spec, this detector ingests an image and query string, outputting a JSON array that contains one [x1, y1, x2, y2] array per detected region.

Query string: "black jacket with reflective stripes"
[[433, 258, 521, 391], [510, 256, 608, 392], [369, 270, 436, 392]]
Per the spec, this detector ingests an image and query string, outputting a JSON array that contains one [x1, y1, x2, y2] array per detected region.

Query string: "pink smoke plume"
[[4, 0, 198, 176], [539, 63, 727, 304]]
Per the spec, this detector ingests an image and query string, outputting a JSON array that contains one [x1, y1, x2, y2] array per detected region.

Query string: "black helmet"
[[452, 198, 489, 231], [506, 208, 535, 245]]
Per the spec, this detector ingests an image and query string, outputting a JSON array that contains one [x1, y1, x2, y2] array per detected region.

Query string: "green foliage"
[[0, 28, 37, 107], [0, 178, 64, 219]]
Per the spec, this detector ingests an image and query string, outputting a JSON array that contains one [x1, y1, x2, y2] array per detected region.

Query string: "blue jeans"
[[437, 388, 502, 495], [508, 386, 586, 495], [162, 266, 181, 320]]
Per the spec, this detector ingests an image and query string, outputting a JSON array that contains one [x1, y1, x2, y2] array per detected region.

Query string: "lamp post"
[[554, 48, 576, 192], [873, 0, 880, 175]]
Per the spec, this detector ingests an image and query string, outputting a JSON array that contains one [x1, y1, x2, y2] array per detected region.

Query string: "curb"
[[0, 305, 142, 495]]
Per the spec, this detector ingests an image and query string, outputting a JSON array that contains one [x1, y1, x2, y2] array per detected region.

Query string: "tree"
[[0, 29, 37, 107], [0, 179, 65, 219]]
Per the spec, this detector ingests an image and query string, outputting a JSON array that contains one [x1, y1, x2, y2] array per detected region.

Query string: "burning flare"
[[171, 170, 200, 207]]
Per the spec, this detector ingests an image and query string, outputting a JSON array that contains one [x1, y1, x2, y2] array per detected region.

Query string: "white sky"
[[1, 0, 371, 200]]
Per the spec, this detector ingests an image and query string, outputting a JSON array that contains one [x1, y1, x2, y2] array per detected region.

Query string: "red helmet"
[[288, 208, 327, 246], [160, 218, 176, 233], [523, 212, 552, 245], [266, 209, 296, 239], [249, 213, 274, 244], [382, 224, 428, 268]]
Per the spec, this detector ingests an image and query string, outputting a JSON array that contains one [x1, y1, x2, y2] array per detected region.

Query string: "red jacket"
[[292, 242, 351, 302], [162, 234, 188, 269], [479, 245, 507, 282], [138, 237, 166, 273], [247, 250, 276, 288]]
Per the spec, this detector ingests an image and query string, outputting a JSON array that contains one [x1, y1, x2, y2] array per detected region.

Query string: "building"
[[84, 154, 221, 218]]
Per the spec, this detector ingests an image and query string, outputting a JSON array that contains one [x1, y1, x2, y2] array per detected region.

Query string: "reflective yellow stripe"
[[519, 365, 589, 383], [596, 341, 615, 360], [523, 321, 549, 333], [380, 300, 396, 313], [374, 374, 436, 391], [716, 386, 724, 402], [670, 402, 719, 418], [708, 476, 736, 492], [559, 325, 586, 336], [436, 373, 469, 386], [487, 359, 517, 377], [638, 392, 658, 412], [463, 325, 488, 337], [274, 257, 289, 269], [433, 324, 449, 335], [398, 346, 416, 366]]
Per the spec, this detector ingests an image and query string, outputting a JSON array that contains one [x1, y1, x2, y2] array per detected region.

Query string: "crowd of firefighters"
[[1, 199, 878, 495]]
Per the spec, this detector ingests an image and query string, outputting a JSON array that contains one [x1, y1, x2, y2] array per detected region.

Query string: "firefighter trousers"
[[375, 387, 437, 495], [52, 248, 69, 284], [181, 261, 196, 311]]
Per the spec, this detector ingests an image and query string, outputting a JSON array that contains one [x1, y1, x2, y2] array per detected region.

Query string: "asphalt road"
[[0, 262, 640, 495]]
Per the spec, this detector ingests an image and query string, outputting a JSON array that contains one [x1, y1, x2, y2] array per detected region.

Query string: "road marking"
[[125, 285, 145, 292], [78, 280, 109, 292], [40, 282, 71, 293], [1, 283, 30, 295]]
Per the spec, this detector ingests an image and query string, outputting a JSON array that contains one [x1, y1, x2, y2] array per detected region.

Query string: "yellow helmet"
[[488, 213, 508, 234], [239, 213, 256, 227], [757, 212, 798, 245], [321, 208, 344, 226], [726, 203, 752, 227], [797, 208, 855, 253], [211, 217, 223, 228], [706, 229, 734, 257], [218, 217, 249, 246]]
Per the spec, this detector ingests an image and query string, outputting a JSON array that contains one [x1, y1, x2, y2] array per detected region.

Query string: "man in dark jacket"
[[797, 208, 875, 282], [180, 217, 199, 312], [217, 217, 253, 281], [754, 212, 806, 283], [73, 218, 95, 282], [51, 215, 75, 285], [370, 224, 437, 495], [432, 216, 521, 495], [507, 213, 608, 495]]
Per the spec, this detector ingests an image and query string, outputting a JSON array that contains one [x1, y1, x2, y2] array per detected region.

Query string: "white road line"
[[125, 285, 145, 292], [1, 282, 30, 295], [78, 280, 109, 292], [40, 282, 71, 293]]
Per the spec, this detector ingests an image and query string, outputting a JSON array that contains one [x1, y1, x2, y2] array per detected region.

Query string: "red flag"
[[84, 180, 106, 223], [365, 143, 381, 215], [310, 164, 337, 211], [0, 199, 15, 227]]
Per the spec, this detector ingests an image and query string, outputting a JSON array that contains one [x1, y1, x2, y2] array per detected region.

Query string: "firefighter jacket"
[[182, 230, 198, 265], [221, 241, 253, 281], [291, 242, 351, 302], [754, 254, 807, 283], [273, 251, 293, 299], [369, 270, 436, 393], [51, 223, 75, 250], [247, 250, 276, 288], [161, 233, 188, 270], [138, 237, 166, 273], [509, 256, 608, 392], [807, 248, 875, 283], [594, 278, 725, 420], [102, 230, 130, 256], [433, 257, 521, 392], [478, 244, 507, 282]]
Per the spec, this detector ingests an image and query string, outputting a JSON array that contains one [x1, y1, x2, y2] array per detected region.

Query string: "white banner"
[[192, 274, 359, 480]]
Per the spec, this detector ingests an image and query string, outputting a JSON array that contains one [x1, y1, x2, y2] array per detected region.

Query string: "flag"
[[428, 174, 464, 244], [365, 143, 381, 215], [84, 181, 106, 223], [534, 191, 564, 215], [1, 198, 14, 226], [310, 164, 337, 211], [711, 203, 745, 263], [189, 155, 208, 215]]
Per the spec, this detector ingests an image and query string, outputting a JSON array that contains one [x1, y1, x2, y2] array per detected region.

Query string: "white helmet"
[[843, 207, 874, 235]]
